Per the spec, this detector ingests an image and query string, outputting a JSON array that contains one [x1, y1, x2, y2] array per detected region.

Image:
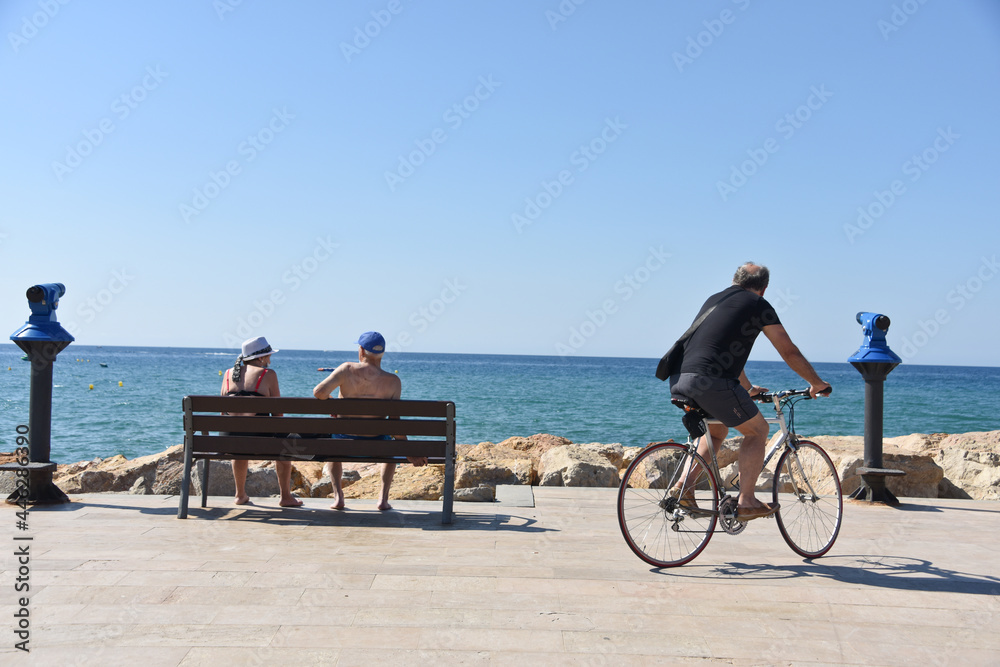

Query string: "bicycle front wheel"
[[618, 443, 718, 568], [772, 440, 843, 558]]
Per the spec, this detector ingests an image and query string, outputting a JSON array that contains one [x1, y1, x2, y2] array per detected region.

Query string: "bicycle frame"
[[679, 393, 798, 506]]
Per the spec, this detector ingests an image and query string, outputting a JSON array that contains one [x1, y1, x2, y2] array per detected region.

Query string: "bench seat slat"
[[190, 416, 447, 437], [194, 453, 447, 464]]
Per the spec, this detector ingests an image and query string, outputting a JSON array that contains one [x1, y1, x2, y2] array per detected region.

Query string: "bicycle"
[[617, 388, 842, 568]]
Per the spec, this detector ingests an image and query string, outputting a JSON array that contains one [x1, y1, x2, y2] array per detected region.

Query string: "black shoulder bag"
[[655, 290, 739, 381]]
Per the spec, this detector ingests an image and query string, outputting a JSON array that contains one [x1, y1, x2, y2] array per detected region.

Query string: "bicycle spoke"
[[617, 443, 718, 567], [773, 441, 843, 558]]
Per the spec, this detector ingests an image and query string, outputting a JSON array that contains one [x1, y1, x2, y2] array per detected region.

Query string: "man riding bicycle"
[[667, 262, 831, 521]]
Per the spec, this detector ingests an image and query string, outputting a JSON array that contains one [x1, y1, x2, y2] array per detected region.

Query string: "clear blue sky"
[[2, 1, 998, 366]]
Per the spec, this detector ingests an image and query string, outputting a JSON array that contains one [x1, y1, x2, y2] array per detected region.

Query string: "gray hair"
[[733, 262, 770, 292]]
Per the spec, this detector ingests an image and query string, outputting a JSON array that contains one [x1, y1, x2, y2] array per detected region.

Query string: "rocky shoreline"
[[2, 431, 998, 502]]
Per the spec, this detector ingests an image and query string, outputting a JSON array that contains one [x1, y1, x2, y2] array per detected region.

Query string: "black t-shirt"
[[679, 286, 780, 380]]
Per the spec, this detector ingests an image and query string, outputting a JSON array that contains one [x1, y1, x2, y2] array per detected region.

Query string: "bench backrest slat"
[[185, 395, 451, 418], [190, 415, 448, 437]]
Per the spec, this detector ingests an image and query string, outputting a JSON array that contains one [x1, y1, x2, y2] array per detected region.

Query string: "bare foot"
[[279, 496, 304, 508], [329, 488, 345, 510], [234, 494, 250, 505], [377, 501, 393, 511], [407, 457, 428, 467]]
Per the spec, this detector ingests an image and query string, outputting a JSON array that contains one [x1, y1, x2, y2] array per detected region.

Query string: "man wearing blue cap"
[[313, 331, 427, 511]]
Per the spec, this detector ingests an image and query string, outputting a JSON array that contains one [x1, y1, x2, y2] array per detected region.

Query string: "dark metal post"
[[848, 313, 904, 506], [3, 284, 74, 505]]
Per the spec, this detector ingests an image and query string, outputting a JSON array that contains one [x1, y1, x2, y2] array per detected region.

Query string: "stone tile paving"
[[0, 490, 997, 665]]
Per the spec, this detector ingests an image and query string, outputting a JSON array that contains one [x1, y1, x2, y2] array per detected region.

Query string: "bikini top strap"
[[224, 372, 230, 394], [253, 368, 268, 392]]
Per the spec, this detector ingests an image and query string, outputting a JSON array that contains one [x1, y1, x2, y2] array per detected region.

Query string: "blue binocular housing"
[[848, 311, 901, 364]]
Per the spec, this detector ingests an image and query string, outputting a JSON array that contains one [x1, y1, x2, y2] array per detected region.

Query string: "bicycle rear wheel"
[[772, 440, 843, 558], [618, 442, 718, 568]]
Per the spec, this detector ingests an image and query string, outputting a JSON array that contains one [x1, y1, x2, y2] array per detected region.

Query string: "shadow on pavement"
[[661, 554, 1000, 597]]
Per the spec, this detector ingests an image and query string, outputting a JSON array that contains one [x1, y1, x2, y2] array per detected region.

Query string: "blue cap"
[[357, 331, 386, 354]]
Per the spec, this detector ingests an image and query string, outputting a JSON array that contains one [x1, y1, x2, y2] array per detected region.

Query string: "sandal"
[[736, 502, 780, 521], [669, 485, 709, 514]]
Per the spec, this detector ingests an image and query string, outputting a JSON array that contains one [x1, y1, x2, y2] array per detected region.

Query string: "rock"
[[289, 462, 326, 493], [456, 459, 532, 489], [538, 446, 619, 487], [578, 442, 624, 469], [190, 460, 279, 498], [454, 485, 495, 502], [78, 470, 116, 493], [343, 464, 446, 501], [150, 459, 191, 495], [622, 446, 644, 469], [935, 431, 1000, 500], [54, 446, 170, 494], [6, 428, 998, 501], [310, 477, 333, 498]]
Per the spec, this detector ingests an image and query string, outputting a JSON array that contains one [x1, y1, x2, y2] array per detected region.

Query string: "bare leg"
[[232, 460, 250, 505], [734, 412, 771, 510], [377, 462, 396, 511], [275, 461, 302, 507], [679, 422, 728, 490], [324, 461, 345, 510]]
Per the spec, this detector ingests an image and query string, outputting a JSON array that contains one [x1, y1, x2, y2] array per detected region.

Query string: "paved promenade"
[[2, 487, 998, 665]]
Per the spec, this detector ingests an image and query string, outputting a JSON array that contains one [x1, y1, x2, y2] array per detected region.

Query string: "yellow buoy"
[[89, 384, 94, 390], [119, 381, 123, 387], [219, 370, 223, 375]]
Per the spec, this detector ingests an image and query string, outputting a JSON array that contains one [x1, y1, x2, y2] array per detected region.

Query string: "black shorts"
[[670, 373, 759, 427]]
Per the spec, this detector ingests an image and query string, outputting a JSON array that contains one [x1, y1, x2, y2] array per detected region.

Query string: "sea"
[[2, 344, 999, 464]]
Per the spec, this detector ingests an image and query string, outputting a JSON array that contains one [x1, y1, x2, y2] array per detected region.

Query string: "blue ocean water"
[[2, 344, 999, 463]]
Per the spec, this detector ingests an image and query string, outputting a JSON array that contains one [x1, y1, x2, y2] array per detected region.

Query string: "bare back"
[[334, 362, 400, 400]]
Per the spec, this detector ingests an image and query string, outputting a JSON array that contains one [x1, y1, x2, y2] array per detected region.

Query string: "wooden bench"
[[178, 395, 456, 523]]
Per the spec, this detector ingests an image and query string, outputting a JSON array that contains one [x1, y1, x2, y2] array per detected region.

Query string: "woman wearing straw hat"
[[220, 336, 302, 507]]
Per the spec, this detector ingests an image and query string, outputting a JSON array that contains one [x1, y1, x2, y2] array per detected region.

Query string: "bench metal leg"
[[442, 444, 455, 524], [201, 459, 210, 508], [178, 445, 193, 519]]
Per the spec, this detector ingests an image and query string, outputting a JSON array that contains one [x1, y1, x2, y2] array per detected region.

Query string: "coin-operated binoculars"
[[3, 284, 74, 504], [847, 312, 904, 506]]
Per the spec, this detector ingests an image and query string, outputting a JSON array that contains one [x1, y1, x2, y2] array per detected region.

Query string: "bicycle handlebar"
[[753, 386, 832, 402]]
